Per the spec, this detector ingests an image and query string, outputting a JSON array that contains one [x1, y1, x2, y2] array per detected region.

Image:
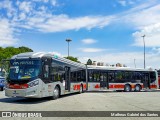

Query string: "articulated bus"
[[5, 52, 87, 99], [4, 52, 159, 99], [87, 66, 158, 92]]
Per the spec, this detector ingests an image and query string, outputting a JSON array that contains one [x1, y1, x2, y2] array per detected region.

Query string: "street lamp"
[[142, 35, 146, 69], [66, 39, 72, 57], [134, 59, 136, 68]]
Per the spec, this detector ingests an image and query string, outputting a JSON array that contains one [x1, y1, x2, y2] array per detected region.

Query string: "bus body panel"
[[5, 77, 87, 98]]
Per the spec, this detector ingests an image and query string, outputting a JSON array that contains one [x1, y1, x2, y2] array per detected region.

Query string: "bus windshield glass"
[[9, 59, 41, 80], [0, 71, 5, 77]]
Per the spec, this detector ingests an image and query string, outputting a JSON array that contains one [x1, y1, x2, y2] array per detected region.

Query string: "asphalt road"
[[0, 90, 160, 120]]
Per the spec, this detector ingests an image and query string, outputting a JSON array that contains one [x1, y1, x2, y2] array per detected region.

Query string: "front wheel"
[[51, 86, 60, 100], [124, 84, 131, 92]]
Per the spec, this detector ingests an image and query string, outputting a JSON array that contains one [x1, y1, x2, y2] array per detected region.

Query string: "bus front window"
[[9, 60, 41, 81], [0, 71, 5, 77]]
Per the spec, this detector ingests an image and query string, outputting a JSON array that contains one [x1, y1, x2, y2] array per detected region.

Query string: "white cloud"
[[0, 0, 16, 18], [152, 47, 160, 53], [19, 1, 33, 13], [22, 15, 114, 32], [19, 12, 26, 20], [79, 48, 106, 53], [81, 39, 97, 44], [33, 0, 49, 3], [124, 4, 160, 47], [118, 0, 127, 6], [113, 1, 160, 47], [124, 4, 160, 29], [117, 0, 135, 7], [0, 0, 160, 49], [50, 0, 57, 6], [132, 23, 160, 47], [128, 0, 135, 5], [0, 19, 17, 46]]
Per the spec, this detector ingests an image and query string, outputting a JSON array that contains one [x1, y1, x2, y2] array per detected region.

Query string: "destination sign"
[[11, 60, 40, 66]]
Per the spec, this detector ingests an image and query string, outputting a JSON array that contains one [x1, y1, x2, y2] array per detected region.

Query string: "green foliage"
[[0, 46, 33, 70], [87, 59, 92, 65], [65, 56, 81, 63]]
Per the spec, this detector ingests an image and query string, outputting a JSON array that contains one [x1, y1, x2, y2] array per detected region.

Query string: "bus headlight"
[[28, 80, 39, 88]]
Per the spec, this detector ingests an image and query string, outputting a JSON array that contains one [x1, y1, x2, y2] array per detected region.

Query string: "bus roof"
[[87, 65, 156, 72], [11, 52, 86, 69]]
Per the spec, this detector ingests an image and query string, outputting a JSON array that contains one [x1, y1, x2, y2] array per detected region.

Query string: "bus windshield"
[[0, 71, 5, 77], [9, 59, 41, 80]]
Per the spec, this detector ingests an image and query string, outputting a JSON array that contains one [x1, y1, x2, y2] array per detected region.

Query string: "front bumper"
[[5, 86, 40, 98]]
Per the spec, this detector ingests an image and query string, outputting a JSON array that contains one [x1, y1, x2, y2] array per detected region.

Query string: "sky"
[[0, 0, 160, 69]]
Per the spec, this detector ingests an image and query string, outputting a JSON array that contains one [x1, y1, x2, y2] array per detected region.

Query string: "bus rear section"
[[87, 67, 158, 92]]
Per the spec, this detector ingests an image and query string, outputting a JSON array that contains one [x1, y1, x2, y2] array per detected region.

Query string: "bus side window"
[[96, 71, 100, 82], [108, 72, 115, 83], [88, 71, 93, 82], [134, 72, 143, 83], [81, 70, 86, 82], [71, 72, 77, 82], [125, 72, 133, 82], [150, 72, 156, 83], [50, 62, 65, 82], [44, 65, 49, 78]]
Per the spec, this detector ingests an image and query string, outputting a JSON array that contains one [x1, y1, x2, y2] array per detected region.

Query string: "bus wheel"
[[79, 85, 83, 94], [135, 85, 141, 92], [52, 86, 60, 100], [124, 84, 131, 92]]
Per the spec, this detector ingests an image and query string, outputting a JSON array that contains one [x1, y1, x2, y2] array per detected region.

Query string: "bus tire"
[[134, 84, 141, 92], [51, 86, 60, 100], [124, 84, 131, 92], [79, 84, 83, 94]]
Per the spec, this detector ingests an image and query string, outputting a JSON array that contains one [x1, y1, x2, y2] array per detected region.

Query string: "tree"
[[65, 56, 81, 63], [86, 59, 92, 65], [0, 46, 33, 70], [18, 46, 33, 53]]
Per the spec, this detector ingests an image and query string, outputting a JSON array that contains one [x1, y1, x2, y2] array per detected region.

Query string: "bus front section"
[[5, 59, 42, 98]]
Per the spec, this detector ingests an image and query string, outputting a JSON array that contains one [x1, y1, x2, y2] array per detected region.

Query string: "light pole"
[[66, 39, 72, 57], [134, 59, 136, 68], [142, 35, 146, 69]]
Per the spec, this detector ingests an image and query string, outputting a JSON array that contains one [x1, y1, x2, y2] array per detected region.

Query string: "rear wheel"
[[135, 85, 141, 92], [124, 84, 131, 92], [51, 86, 60, 100]]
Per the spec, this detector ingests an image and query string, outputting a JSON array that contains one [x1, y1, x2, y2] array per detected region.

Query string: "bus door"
[[143, 73, 150, 89], [100, 72, 109, 89], [65, 66, 71, 92]]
